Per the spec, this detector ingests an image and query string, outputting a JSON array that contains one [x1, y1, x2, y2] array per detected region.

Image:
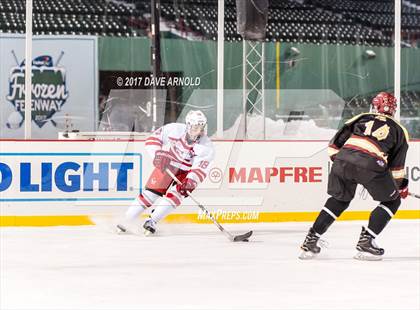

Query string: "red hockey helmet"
[[372, 92, 397, 116]]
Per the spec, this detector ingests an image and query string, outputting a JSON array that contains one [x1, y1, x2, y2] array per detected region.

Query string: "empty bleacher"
[[0, 0, 419, 46], [0, 0, 146, 36]]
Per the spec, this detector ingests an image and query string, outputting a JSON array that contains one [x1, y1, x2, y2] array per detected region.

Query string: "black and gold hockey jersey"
[[328, 113, 409, 183]]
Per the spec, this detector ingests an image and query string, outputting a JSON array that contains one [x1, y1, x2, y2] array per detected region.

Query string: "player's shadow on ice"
[[382, 257, 420, 262], [251, 229, 306, 235], [314, 256, 420, 262]]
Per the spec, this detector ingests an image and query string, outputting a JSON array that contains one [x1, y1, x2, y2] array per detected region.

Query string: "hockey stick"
[[166, 169, 253, 242], [409, 192, 420, 199]]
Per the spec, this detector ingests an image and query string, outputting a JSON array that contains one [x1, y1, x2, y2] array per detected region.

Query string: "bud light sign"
[[0, 153, 142, 201]]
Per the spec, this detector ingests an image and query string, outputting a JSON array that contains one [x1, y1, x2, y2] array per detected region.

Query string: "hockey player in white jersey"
[[117, 110, 215, 235]]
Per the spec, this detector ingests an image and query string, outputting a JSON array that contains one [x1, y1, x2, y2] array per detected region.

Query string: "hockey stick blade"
[[233, 230, 253, 242], [408, 192, 420, 199]]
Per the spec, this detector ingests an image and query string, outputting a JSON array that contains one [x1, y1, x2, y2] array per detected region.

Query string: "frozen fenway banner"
[[0, 35, 98, 139], [0, 140, 419, 225]]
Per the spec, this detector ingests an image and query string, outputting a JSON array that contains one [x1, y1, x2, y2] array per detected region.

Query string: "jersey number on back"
[[364, 121, 390, 141]]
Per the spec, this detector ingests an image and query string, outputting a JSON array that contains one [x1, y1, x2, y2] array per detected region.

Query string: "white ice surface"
[[1, 221, 419, 310]]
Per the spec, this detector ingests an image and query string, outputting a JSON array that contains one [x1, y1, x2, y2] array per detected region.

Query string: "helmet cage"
[[185, 110, 207, 141]]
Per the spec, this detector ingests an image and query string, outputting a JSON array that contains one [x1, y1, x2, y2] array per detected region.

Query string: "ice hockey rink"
[[1, 220, 419, 310]]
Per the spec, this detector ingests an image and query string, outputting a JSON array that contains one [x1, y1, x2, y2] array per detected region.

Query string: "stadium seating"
[[1, 0, 420, 46], [0, 0, 146, 36], [154, 0, 419, 46]]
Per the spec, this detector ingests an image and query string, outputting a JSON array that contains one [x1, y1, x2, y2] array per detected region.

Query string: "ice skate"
[[354, 227, 384, 261], [143, 219, 157, 236], [299, 228, 321, 260]]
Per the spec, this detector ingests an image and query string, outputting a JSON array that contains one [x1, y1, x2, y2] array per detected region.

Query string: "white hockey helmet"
[[185, 110, 207, 140]]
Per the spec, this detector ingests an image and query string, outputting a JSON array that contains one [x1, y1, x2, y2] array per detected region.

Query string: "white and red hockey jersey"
[[145, 123, 215, 184]]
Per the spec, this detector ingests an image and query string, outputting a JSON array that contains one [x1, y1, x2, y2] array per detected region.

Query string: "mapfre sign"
[[228, 167, 323, 183]]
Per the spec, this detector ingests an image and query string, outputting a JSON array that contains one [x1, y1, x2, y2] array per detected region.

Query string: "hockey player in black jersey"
[[300, 92, 410, 260]]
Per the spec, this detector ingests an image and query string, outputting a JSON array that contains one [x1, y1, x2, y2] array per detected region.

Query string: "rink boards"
[[0, 139, 419, 226]]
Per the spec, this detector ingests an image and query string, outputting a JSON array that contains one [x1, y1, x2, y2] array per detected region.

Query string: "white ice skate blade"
[[354, 251, 383, 261], [299, 251, 318, 260], [144, 230, 155, 237], [318, 239, 329, 249]]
